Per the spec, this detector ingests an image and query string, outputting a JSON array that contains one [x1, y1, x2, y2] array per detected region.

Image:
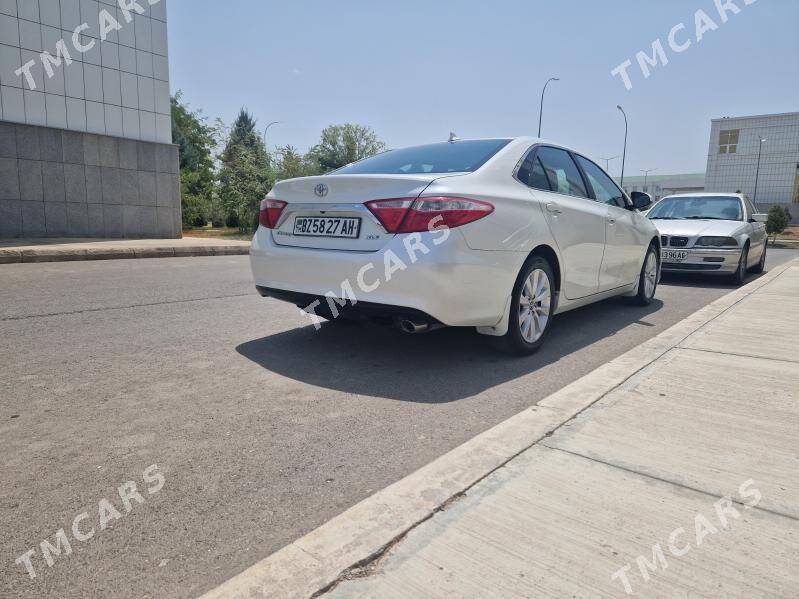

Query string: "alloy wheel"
[[519, 269, 552, 343], [644, 250, 658, 299]]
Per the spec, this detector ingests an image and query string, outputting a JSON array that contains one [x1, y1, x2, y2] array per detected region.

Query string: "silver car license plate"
[[293, 217, 361, 239], [662, 250, 688, 262]]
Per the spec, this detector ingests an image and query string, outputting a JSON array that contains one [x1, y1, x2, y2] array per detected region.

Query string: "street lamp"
[[598, 155, 620, 173], [263, 121, 282, 146], [753, 136, 767, 204], [617, 106, 628, 187], [538, 77, 560, 138], [640, 168, 658, 192]]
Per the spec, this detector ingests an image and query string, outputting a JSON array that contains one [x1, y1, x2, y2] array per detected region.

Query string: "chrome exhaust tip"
[[396, 317, 445, 334]]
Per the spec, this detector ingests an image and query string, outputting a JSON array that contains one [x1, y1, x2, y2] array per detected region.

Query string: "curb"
[[0, 245, 250, 264], [201, 257, 799, 599]]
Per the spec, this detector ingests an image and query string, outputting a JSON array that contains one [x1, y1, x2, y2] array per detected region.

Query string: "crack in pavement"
[[677, 345, 799, 365], [310, 491, 470, 598], [0, 292, 254, 322]]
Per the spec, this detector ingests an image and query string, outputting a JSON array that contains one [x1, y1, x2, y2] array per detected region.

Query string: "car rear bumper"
[[249, 227, 526, 327], [661, 248, 741, 274]]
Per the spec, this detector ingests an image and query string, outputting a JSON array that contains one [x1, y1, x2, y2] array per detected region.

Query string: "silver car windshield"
[[648, 196, 743, 221]]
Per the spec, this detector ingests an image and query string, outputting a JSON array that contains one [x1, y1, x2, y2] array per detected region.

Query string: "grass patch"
[[182, 227, 252, 241], [780, 224, 799, 240]]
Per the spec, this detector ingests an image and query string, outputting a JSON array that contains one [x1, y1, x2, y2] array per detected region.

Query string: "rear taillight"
[[259, 199, 287, 229], [364, 199, 414, 233], [365, 197, 494, 234]]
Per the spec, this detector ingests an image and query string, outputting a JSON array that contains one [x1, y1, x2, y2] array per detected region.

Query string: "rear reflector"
[[366, 196, 493, 234], [259, 199, 287, 229]]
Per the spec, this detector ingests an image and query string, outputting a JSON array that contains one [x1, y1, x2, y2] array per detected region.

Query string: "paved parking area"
[[0, 249, 795, 598]]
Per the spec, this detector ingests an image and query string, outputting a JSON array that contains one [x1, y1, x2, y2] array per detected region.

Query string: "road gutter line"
[[0, 245, 250, 264]]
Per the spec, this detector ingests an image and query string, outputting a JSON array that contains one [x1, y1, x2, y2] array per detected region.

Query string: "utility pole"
[[753, 136, 767, 203], [617, 106, 628, 187], [538, 77, 560, 137], [641, 168, 658, 192], [598, 155, 619, 173], [263, 121, 282, 146]]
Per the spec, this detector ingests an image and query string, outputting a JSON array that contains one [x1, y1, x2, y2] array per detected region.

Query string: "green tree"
[[171, 91, 218, 228], [218, 109, 272, 232], [308, 124, 385, 172], [225, 109, 262, 154], [766, 204, 792, 245], [272, 144, 322, 181]]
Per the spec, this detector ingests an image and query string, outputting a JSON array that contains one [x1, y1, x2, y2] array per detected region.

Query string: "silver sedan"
[[647, 193, 768, 285]]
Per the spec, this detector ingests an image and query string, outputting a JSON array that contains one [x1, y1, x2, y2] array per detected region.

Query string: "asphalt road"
[[1, 248, 795, 598]]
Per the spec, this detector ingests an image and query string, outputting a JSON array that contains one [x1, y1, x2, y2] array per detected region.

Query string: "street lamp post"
[[641, 168, 658, 193], [538, 77, 560, 137], [753, 136, 767, 204], [617, 106, 628, 187], [263, 121, 282, 146], [598, 155, 619, 173]]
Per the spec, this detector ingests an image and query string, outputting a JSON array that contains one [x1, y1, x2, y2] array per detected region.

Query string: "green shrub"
[[225, 211, 240, 229], [766, 204, 792, 244]]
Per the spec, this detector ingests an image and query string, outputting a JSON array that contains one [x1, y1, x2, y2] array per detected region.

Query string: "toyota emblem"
[[314, 183, 329, 197]]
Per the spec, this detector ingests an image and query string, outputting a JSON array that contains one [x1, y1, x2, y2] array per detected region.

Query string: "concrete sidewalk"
[[0, 236, 250, 264], [203, 258, 799, 599]]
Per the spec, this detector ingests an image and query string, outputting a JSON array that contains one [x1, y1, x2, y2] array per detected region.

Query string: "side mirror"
[[630, 191, 653, 211], [751, 213, 767, 223]]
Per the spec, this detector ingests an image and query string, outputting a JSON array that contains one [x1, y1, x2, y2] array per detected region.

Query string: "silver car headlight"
[[695, 236, 738, 247]]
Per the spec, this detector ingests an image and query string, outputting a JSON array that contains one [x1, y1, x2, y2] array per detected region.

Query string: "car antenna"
[[448, 132, 460, 143]]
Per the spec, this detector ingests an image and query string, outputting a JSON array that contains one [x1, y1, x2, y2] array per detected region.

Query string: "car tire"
[[632, 243, 659, 306], [500, 256, 556, 356], [732, 245, 749, 286], [749, 242, 766, 274]]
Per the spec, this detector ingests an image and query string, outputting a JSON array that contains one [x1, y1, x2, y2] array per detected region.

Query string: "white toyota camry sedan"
[[251, 137, 661, 354]]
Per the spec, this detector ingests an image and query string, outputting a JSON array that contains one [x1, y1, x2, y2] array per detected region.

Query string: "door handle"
[[546, 203, 562, 215]]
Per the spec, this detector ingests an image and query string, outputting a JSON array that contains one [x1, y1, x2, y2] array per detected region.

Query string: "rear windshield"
[[647, 196, 744, 221], [334, 139, 511, 175]]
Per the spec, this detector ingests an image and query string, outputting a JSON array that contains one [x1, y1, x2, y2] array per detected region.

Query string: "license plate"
[[293, 217, 361, 239], [662, 250, 688, 262]]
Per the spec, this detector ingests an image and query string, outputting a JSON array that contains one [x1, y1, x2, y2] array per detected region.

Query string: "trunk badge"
[[314, 183, 329, 197]]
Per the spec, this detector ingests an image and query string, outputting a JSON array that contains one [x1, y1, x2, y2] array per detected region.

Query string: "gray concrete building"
[[0, 0, 180, 239], [617, 173, 705, 202], [705, 112, 799, 212]]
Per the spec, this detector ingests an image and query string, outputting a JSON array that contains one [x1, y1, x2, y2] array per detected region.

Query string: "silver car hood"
[[649, 219, 745, 237]]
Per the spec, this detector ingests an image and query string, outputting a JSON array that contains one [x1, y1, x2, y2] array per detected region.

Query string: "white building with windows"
[[704, 112, 799, 213], [0, 0, 179, 239]]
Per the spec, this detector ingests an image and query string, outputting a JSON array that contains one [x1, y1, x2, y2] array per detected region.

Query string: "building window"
[[719, 129, 739, 154]]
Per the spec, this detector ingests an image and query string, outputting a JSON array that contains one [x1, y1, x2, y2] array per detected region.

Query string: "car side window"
[[517, 150, 552, 191], [534, 146, 588, 198], [575, 155, 626, 208]]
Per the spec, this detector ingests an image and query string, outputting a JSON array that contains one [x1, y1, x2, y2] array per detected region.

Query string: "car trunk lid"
[[270, 174, 446, 251]]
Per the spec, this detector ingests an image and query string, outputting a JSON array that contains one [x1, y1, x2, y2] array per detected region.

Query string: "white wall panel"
[[0, 0, 171, 143]]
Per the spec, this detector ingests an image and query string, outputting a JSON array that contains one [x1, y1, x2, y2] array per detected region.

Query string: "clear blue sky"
[[167, 0, 798, 177]]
